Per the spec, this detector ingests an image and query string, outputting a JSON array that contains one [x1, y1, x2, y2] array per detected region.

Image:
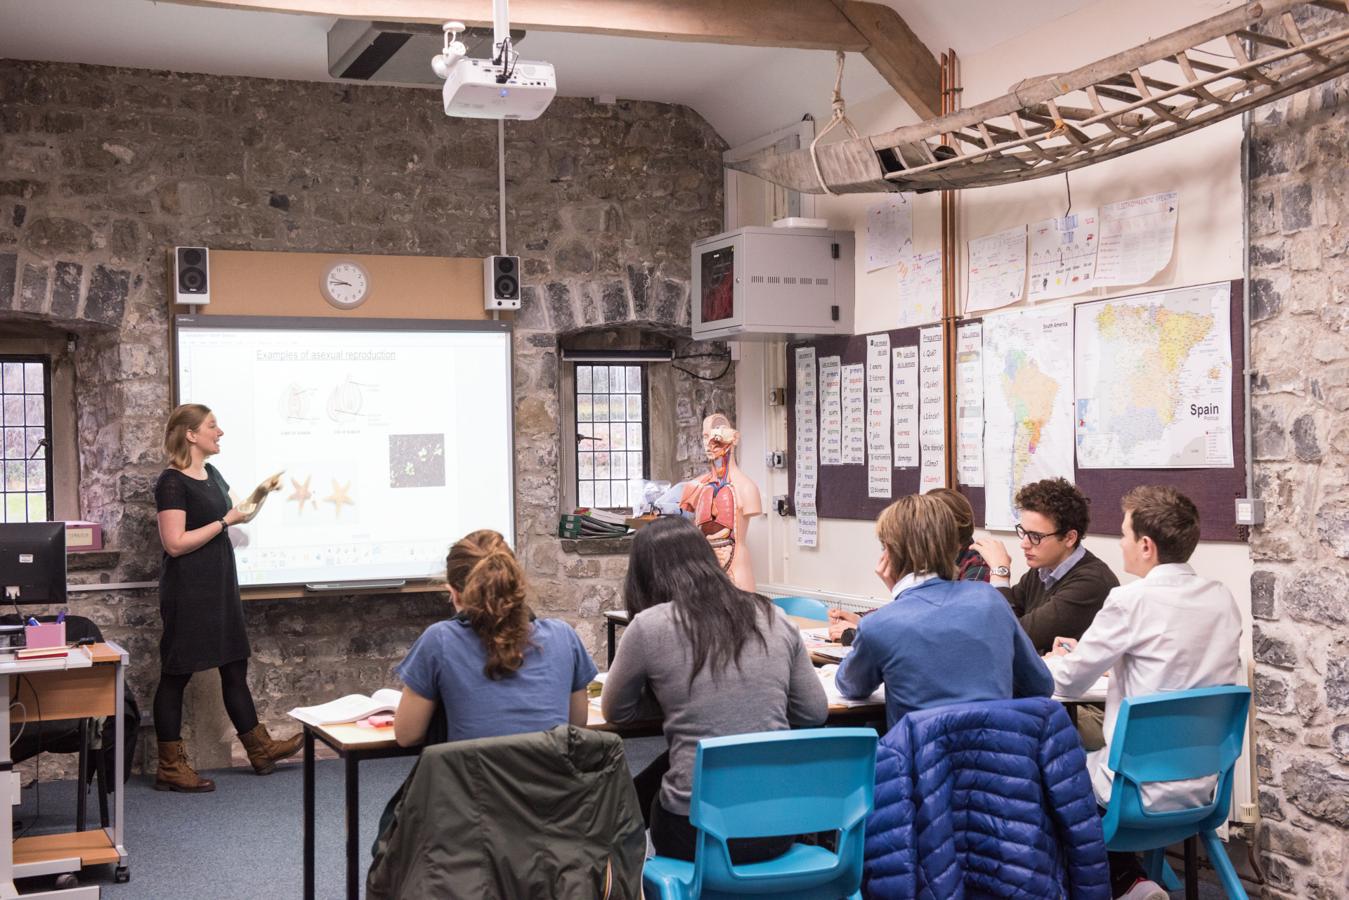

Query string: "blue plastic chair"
[[642, 728, 878, 900], [771, 596, 830, 622], [1100, 686, 1252, 899]]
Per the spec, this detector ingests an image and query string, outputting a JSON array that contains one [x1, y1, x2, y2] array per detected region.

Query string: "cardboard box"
[[64, 520, 103, 552]]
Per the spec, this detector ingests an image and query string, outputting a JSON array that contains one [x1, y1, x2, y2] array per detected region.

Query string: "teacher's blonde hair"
[[876, 493, 959, 582], [164, 403, 212, 470]]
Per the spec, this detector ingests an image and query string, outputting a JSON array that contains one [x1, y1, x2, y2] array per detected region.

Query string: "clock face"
[[321, 261, 371, 309]]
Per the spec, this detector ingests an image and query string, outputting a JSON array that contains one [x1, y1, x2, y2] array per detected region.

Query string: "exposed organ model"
[[680, 413, 763, 592]]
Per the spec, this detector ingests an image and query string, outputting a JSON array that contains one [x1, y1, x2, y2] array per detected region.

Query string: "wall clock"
[[321, 260, 371, 309]]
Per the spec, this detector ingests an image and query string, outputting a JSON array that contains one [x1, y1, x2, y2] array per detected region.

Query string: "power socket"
[[764, 451, 787, 469], [773, 495, 790, 516], [767, 388, 786, 406], [1234, 498, 1265, 526]]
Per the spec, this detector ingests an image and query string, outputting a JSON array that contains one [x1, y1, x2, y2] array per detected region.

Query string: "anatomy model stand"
[[680, 414, 763, 592]]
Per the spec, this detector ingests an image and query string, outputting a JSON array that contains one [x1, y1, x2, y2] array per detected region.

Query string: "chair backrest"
[[1102, 686, 1250, 846], [771, 595, 830, 621], [688, 728, 877, 897]]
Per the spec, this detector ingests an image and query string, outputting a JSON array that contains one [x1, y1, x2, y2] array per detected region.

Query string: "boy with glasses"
[[973, 477, 1119, 655]]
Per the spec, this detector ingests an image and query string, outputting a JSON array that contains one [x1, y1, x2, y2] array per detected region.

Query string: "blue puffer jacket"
[[863, 698, 1110, 899]]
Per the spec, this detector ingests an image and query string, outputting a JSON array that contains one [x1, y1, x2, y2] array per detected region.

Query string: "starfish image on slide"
[[288, 475, 317, 514], [324, 480, 355, 517]]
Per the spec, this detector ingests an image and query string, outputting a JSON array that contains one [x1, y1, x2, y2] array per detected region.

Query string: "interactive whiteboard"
[[174, 316, 514, 589]]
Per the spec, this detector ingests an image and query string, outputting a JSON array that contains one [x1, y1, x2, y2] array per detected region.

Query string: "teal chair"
[[1100, 685, 1252, 899], [770, 596, 830, 622], [642, 728, 877, 900]]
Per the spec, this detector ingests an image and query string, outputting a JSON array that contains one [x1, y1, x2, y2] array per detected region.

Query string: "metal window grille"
[[0, 356, 53, 522], [574, 363, 649, 510]]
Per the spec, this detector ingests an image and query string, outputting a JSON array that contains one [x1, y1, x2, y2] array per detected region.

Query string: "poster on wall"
[[966, 225, 1027, 312], [842, 363, 866, 465], [1095, 191, 1179, 287], [818, 356, 843, 466], [956, 322, 985, 486], [896, 249, 943, 328], [892, 345, 920, 468], [1028, 211, 1098, 301], [919, 326, 946, 492], [866, 334, 893, 499], [794, 346, 819, 547], [865, 194, 915, 272]]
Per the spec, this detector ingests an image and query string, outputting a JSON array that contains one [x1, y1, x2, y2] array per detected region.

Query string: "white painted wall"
[[734, 0, 1253, 662]]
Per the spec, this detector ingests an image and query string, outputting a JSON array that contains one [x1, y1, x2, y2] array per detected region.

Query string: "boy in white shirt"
[[1046, 485, 1243, 900]]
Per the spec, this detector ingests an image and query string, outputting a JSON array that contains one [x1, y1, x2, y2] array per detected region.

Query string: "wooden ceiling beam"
[[833, 1, 941, 119]]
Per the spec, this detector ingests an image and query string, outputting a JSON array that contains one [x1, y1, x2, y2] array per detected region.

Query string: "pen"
[[1056, 639, 1075, 653], [26, 617, 38, 627], [56, 610, 66, 625]]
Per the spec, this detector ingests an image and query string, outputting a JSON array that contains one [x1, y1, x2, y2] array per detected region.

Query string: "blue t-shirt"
[[396, 617, 598, 743]]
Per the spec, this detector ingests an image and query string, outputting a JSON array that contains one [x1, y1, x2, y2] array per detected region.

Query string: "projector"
[[443, 57, 556, 120]]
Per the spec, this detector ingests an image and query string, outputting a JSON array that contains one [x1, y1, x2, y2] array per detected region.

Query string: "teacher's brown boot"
[[155, 740, 216, 793], [239, 722, 303, 774]]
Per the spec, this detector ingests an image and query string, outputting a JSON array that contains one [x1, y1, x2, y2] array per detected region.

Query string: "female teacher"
[[152, 403, 298, 792]]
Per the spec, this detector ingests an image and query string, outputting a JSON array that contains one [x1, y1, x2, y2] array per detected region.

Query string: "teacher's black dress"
[[154, 464, 251, 674]]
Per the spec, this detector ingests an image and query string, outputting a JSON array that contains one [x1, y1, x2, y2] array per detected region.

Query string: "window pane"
[[578, 480, 594, 507], [626, 366, 641, 393], [2, 363, 20, 394], [26, 427, 44, 459], [589, 426, 609, 451], [594, 480, 611, 508], [24, 363, 42, 394], [610, 422, 627, 451], [628, 452, 644, 478], [4, 429, 22, 460], [25, 460, 45, 492], [5, 461, 22, 491], [606, 367, 623, 393], [595, 452, 610, 480], [25, 395, 44, 426], [577, 452, 594, 479], [576, 365, 592, 393], [627, 423, 643, 449], [612, 481, 630, 507], [576, 394, 592, 423], [26, 493, 45, 521], [626, 395, 642, 422], [5, 494, 23, 523], [592, 366, 609, 394], [2, 396, 20, 427]]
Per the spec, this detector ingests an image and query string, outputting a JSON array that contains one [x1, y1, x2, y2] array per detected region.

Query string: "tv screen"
[[0, 521, 67, 606], [700, 246, 735, 323]]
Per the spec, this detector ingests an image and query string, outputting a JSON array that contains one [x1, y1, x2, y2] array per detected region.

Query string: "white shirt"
[[891, 571, 938, 599], [1045, 563, 1243, 810]]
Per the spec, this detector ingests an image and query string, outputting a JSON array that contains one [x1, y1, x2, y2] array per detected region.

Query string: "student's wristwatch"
[[992, 565, 1010, 579]]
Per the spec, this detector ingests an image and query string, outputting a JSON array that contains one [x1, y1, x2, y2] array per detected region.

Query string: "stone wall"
[[0, 60, 732, 770], [1246, 24, 1349, 899]]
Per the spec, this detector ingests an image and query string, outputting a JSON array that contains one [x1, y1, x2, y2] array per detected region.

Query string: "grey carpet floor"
[[11, 734, 1229, 899]]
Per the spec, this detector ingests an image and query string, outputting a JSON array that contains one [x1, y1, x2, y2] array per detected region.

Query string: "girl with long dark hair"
[[601, 516, 827, 862]]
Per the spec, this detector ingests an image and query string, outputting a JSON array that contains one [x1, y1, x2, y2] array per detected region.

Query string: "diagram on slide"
[[328, 377, 377, 422], [389, 434, 446, 488], [278, 383, 318, 422]]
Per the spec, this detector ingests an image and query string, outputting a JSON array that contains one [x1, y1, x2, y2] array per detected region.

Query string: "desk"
[[1, 643, 129, 899], [299, 696, 888, 900], [605, 610, 841, 667]]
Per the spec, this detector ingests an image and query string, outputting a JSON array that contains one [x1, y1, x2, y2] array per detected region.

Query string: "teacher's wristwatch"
[[219, 517, 229, 532]]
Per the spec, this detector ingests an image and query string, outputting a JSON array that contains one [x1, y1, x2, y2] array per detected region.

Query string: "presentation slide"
[[175, 317, 514, 588]]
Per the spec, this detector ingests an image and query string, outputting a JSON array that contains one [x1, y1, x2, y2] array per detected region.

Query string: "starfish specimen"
[[324, 480, 354, 518], [288, 475, 316, 514]]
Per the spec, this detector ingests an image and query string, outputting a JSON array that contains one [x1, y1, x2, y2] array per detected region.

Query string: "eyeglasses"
[[1015, 524, 1066, 546]]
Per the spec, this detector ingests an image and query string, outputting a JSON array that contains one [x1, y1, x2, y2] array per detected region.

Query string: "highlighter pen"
[[1056, 639, 1075, 654]]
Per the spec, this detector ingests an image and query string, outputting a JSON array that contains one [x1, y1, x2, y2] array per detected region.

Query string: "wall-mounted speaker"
[[484, 255, 521, 310], [174, 246, 210, 305]]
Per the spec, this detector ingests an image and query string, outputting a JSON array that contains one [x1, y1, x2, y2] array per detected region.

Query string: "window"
[[0, 356, 53, 522], [573, 363, 649, 510]]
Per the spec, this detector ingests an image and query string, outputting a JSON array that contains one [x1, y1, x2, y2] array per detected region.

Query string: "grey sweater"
[[601, 602, 828, 815]]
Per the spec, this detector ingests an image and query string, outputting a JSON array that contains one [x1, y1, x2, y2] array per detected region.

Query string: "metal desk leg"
[[345, 752, 360, 900], [303, 728, 315, 900], [76, 720, 88, 832], [1184, 835, 1199, 899], [606, 618, 617, 666]]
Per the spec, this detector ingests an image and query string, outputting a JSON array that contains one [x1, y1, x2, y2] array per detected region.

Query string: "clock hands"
[[329, 279, 352, 287]]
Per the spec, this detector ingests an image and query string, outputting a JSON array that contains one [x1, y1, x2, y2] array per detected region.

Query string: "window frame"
[[561, 358, 653, 512], [0, 354, 55, 523]]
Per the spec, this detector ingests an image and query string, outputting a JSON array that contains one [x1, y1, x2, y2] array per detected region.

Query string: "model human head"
[[701, 413, 738, 461], [165, 403, 219, 469], [1013, 477, 1090, 571], [1119, 485, 1200, 578]]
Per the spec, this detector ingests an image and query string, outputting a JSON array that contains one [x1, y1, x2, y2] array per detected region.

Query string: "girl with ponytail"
[[393, 530, 597, 746]]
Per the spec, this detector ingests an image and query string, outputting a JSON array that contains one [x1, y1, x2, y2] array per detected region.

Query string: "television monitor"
[[0, 522, 67, 606]]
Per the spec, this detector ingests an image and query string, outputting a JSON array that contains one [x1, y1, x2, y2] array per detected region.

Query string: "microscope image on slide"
[[388, 434, 446, 489]]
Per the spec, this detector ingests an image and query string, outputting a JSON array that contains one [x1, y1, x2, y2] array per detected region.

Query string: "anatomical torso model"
[[679, 414, 763, 591]]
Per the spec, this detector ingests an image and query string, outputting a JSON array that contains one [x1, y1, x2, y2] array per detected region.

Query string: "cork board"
[[177, 249, 495, 321]]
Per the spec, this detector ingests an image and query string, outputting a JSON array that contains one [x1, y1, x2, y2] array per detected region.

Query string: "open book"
[[288, 688, 402, 727]]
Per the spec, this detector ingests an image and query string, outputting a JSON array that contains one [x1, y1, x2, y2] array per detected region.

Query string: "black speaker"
[[173, 246, 210, 305], [484, 255, 521, 310]]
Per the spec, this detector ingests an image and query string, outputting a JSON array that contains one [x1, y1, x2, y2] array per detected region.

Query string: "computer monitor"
[[0, 522, 67, 607]]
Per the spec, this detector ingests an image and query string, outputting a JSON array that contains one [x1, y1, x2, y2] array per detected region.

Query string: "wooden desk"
[[1, 642, 129, 898], [299, 693, 888, 900]]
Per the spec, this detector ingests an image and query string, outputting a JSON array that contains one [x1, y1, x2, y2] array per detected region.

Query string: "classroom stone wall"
[[1246, 46, 1349, 900], [0, 60, 731, 771]]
